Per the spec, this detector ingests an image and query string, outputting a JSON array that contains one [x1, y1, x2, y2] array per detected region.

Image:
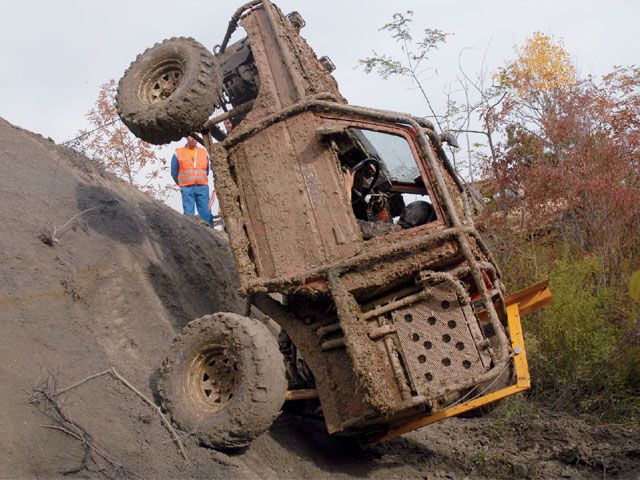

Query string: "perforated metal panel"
[[390, 283, 488, 397]]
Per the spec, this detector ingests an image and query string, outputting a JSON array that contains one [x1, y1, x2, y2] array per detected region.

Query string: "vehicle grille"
[[390, 282, 489, 398]]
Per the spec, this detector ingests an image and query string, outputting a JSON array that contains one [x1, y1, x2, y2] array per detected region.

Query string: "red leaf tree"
[[484, 34, 640, 281], [72, 79, 175, 201]]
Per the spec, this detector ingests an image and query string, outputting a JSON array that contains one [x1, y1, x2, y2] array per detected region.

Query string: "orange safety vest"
[[175, 146, 208, 187]]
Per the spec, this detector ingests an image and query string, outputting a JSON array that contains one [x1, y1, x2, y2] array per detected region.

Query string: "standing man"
[[171, 134, 213, 226]]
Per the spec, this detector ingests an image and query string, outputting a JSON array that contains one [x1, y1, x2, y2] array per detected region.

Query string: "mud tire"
[[159, 313, 287, 449], [116, 37, 223, 145]]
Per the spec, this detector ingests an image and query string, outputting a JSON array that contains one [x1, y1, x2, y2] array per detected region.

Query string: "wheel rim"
[[188, 345, 239, 413], [140, 59, 184, 105]]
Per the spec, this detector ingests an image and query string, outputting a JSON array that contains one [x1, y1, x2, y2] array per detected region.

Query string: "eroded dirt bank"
[[0, 116, 245, 479], [0, 117, 638, 479]]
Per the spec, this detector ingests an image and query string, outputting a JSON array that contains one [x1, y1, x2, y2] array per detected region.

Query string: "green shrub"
[[520, 256, 640, 417]]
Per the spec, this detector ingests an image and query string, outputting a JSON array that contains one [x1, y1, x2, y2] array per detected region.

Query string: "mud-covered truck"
[[115, 0, 551, 448]]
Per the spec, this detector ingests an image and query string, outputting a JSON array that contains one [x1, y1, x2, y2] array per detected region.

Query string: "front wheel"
[[159, 313, 287, 449]]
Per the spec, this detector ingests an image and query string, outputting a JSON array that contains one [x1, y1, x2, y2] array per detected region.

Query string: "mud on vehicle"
[[116, 0, 551, 449]]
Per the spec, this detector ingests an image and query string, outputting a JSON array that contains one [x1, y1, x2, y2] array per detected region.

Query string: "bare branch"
[[108, 368, 189, 463], [52, 206, 99, 240], [31, 379, 143, 478], [55, 370, 111, 396], [48, 368, 190, 463]]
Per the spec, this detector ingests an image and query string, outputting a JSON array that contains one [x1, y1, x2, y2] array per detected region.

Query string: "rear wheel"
[[159, 313, 287, 449], [116, 37, 223, 144]]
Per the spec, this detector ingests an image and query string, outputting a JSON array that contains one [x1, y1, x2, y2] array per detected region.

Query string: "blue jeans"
[[180, 185, 213, 225]]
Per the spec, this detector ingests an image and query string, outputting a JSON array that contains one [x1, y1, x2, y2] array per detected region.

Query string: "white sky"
[[1, 0, 638, 211]]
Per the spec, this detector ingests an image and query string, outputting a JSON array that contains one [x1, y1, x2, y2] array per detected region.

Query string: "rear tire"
[[116, 37, 223, 144], [159, 313, 287, 449]]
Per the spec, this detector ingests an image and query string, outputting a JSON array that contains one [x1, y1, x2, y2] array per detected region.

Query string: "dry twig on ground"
[[39, 205, 99, 246], [30, 375, 142, 478], [30, 367, 190, 478], [108, 368, 189, 462]]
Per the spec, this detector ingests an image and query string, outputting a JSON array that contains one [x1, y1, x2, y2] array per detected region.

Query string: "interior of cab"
[[331, 127, 438, 238]]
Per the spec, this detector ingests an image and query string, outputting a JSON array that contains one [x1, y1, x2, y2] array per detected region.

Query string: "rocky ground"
[[1, 117, 638, 479]]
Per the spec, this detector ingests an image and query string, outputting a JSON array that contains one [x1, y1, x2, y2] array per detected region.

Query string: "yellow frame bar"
[[374, 302, 531, 443], [504, 280, 552, 316]]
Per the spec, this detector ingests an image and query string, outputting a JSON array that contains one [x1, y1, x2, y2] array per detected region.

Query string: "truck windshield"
[[359, 129, 419, 183], [341, 127, 437, 235]]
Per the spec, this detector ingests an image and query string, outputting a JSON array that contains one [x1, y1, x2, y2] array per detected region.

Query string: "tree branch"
[[42, 368, 190, 464]]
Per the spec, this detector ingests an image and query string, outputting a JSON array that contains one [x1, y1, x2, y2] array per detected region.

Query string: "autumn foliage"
[[483, 35, 640, 415], [72, 80, 174, 201], [489, 36, 640, 281], [497, 31, 576, 94]]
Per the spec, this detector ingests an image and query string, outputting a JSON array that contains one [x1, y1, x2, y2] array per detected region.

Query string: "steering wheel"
[[349, 157, 381, 205]]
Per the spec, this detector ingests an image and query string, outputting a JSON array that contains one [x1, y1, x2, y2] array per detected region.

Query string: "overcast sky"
[[1, 0, 638, 211]]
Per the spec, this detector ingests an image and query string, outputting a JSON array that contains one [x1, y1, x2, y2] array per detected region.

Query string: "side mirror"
[[439, 131, 460, 148]]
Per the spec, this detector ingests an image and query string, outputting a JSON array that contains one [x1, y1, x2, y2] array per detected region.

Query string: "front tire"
[[159, 313, 287, 449]]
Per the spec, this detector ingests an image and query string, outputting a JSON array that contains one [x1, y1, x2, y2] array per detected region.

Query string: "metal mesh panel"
[[389, 283, 487, 397]]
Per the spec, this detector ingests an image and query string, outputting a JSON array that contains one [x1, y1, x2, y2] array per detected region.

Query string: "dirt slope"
[[1, 117, 638, 479], [0, 117, 246, 478]]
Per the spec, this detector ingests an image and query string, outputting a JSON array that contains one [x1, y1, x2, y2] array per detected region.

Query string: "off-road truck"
[[116, 0, 551, 448]]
